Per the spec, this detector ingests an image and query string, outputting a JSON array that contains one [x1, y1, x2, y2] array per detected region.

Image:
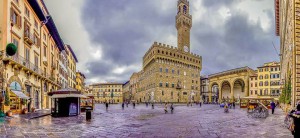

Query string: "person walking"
[[289, 104, 300, 137], [122, 102, 125, 110], [152, 103, 154, 109], [233, 102, 235, 109], [164, 103, 168, 114], [105, 102, 109, 111], [133, 102, 136, 109], [126, 101, 129, 107], [170, 103, 174, 114], [271, 101, 276, 114], [199, 101, 202, 108], [146, 102, 148, 107]]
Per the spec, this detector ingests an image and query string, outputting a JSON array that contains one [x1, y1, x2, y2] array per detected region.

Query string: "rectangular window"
[[172, 83, 175, 88], [43, 33, 46, 41], [159, 83, 162, 87], [260, 90, 262, 95], [165, 68, 168, 73], [159, 68, 162, 72], [34, 20, 38, 29], [183, 92, 187, 95], [172, 69, 174, 74], [33, 34, 38, 45], [44, 45, 47, 57], [25, 7, 30, 18], [162, 91, 164, 96], [13, 38, 19, 47], [166, 83, 169, 87], [25, 47, 30, 61], [271, 68, 273, 71], [255, 90, 257, 95], [275, 68, 277, 71], [11, 8, 21, 28], [34, 55, 38, 67]]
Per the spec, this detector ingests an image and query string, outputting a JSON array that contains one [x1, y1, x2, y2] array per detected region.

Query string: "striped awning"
[[11, 90, 30, 99]]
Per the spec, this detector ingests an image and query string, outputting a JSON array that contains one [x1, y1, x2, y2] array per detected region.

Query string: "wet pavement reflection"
[[0, 104, 293, 138]]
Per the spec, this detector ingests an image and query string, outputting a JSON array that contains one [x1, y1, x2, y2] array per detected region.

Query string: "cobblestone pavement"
[[0, 104, 293, 138]]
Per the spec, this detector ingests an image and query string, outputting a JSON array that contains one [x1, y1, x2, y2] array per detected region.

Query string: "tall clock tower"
[[176, 0, 192, 52]]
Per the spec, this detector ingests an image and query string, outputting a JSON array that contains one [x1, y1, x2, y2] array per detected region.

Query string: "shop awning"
[[11, 90, 30, 99], [50, 94, 88, 98]]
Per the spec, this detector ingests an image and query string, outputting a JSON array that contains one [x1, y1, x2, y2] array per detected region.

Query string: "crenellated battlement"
[[148, 41, 201, 58], [178, 0, 189, 5], [153, 41, 177, 50]]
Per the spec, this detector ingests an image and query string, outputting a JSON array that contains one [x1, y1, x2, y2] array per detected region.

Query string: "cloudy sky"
[[44, 0, 279, 84]]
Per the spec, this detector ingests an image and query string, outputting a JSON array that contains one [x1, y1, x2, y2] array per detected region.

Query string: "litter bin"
[[86, 106, 92, 121]]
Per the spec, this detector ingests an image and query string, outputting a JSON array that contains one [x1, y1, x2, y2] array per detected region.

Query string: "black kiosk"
[[48, 88, 87, 117]]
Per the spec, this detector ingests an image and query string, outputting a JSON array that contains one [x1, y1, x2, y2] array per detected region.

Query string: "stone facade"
[[200, 76, 209, 103], [90, 83, 123, 104], [249, 73, 258, 96], [122, 81, 130, 102], [131, 0, 202, 103], [249, 62, 281, 97], [76, 71, 85, 93], [276, 0, 299, 106], [208, 67, 256, 103], [0, 0, 80, 113]]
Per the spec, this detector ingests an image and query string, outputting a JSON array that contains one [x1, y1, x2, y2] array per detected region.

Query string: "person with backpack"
[[289, 104, 300, 137]]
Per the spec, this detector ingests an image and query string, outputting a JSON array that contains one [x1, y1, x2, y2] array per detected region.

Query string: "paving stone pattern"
[[0, 104, 293, 138]]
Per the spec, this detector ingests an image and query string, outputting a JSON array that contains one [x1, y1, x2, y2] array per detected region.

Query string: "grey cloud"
[[80, 0, 279, 82], [201, 0, 236, 8], [194, 9, 279, 75]]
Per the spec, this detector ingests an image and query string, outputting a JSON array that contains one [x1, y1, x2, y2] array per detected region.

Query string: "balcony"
[[3, 54, 42, 75], [3, 54, 59, 86], [24, 30, 34, 46]]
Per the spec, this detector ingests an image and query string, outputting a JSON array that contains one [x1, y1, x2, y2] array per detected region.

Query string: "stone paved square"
[[0, 104, 293, 138]]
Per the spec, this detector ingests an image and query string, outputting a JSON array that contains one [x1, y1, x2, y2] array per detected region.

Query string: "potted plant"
[[31, 107, 35, 112], [6, 110, 12, 117], [22, 108, 28, 114]]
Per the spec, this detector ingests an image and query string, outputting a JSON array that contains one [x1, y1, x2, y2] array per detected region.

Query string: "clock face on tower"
[[184, 45, 189, 52]]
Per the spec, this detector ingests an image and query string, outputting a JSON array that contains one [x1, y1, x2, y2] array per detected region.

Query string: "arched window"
[[183, 5, 187, 14], [158, 50, 160, 53]]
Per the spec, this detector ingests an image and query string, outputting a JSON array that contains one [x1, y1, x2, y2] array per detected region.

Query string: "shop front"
[[7, 81, 30, 114], [80, 94, 94, 112], [48, 88, 87, 117]]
